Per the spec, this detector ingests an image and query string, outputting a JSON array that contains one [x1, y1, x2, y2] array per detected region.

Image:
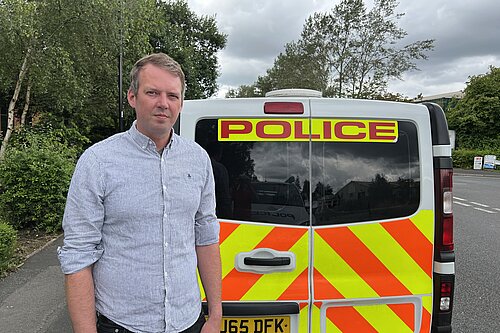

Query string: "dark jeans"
[[96, 311, 206, 333]]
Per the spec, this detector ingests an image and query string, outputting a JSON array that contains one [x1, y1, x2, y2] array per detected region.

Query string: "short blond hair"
[[129, 53, 186, 99]]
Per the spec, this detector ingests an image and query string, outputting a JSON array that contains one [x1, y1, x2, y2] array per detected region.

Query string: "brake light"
[[263, 102, 304, 114], [439, 281, 452, 311], [436, 169, 454, 251]]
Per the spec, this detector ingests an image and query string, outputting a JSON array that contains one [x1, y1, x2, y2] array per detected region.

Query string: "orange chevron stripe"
[[222, 226, 307, 300], [419, 308, 431, 333], [382, 219, 433, 277], [219, 222, 239, 244], [313, 268, 344, 300], [278, 268, 309, 300], [221, 270, 262, 300], [316, 227, 411, 297], [254, 226, 307, 250], [388, 303, 415, 331], [326, 306, 377, 333]]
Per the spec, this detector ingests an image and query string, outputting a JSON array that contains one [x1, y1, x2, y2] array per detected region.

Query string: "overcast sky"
[[186, 0, 500, 98]]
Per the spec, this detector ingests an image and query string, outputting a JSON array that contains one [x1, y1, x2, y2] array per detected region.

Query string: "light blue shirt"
[[58, 122, 219, 333]]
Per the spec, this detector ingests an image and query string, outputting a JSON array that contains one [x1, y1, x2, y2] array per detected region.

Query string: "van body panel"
[[183, 95, 453, 333]]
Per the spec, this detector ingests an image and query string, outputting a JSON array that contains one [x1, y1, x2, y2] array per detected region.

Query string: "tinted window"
[[311, 121, 420, 225], [195, 119, 310, 226]]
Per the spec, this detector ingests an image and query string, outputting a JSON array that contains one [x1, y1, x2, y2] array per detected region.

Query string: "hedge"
[[452, 149, 500, 169], [0, 128, 77, 233], [0, 222, 17, 275]]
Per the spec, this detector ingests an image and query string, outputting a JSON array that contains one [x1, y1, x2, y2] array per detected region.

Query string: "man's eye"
[[146, 91, 158, 96]]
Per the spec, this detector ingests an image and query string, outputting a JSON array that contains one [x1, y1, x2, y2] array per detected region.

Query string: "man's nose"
[[157, 92, 168, 108]]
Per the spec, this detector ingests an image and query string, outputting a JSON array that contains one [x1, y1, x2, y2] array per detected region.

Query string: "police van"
[[179, 89, 454, 333]]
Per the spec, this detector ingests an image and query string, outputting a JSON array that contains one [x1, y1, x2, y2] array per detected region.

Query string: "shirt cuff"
[[195, 220, 220, 246], [57, 246, 104, 274]]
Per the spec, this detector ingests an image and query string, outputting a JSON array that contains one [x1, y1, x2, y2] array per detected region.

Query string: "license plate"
[[219, 316, 290, 333]]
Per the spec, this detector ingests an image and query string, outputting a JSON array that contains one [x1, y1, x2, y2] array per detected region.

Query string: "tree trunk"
[[0, 47, 31, 160], [20, 78, 32, 128]]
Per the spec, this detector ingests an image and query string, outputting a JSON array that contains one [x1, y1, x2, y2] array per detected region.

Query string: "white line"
[[494, 208, 500, 212], [473, 207, 496, 214], [453, 197, 467, 201], [454, 201, 471, 207], [470, 201, 490, 208]]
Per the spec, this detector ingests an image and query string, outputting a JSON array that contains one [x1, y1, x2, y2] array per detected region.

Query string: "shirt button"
[[163, 186, 167, 191], [164, 242, 168, 247]]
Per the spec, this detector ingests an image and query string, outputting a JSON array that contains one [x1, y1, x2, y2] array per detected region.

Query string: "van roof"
[[265, 89, 323, 98]]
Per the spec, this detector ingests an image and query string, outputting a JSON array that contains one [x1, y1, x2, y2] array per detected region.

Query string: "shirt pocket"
[[169, 171, 204, 214]]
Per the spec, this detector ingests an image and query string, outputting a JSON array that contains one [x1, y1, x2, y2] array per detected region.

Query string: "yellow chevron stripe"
[[315, 233, 378, 298], [355, 304, 413, 333], [220, 224, 273, 278], [310, 304, 320, 333], [410, 210, 434, 243], [350, 224, 432, 295], [241, 233, 309, 300], [300, 304, 309, 333], [423, 295, 433, 314]]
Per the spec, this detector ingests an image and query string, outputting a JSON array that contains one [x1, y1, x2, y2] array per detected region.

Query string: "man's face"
[[127, 64, 183, 145]]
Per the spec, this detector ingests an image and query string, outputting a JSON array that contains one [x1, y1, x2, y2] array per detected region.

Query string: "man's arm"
[[196, 243, 222, 333], [65, 266, 97, 333]]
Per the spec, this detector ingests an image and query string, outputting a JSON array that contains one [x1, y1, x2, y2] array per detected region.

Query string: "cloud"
[[188, 0, 500, 98]]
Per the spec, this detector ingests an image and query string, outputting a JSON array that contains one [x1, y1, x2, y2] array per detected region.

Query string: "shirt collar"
[[128, 120, 176, 151]]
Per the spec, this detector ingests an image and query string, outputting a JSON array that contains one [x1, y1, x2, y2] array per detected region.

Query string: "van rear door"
[[308, 99, 435, 332], [185, 98, 313, 333]]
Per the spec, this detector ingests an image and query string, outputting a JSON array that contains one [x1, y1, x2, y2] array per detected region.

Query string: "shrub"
[[452, 149, 500, 169], [0, 221, 17, 274], [0, 128, 78, 232]]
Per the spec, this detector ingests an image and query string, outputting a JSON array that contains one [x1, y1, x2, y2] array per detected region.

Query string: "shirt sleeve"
[[194, 152, 219, 246], [57, 149, 105, 274]]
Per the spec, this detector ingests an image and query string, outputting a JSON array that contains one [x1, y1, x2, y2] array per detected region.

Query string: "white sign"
[[473, 156, 483, 170], [483, 155, 497, 169]]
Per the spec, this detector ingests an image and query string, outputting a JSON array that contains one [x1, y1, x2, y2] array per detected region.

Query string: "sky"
[[186, 0, 500, 99]]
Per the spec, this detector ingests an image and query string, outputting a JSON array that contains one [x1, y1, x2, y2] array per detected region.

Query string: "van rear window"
[[195, 119, 420, 225]]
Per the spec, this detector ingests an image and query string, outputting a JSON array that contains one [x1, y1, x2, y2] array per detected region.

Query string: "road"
[[452, 170, 500, 333], [0, 169, 499, 333]]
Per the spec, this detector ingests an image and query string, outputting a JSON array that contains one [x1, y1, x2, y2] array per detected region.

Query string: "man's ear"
[[127, 89, 136, 108]]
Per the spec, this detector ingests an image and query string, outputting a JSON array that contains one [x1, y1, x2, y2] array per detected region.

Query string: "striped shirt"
[[58, 122, 219, 333]]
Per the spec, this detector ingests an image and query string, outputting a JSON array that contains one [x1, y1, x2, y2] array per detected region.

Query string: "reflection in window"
[[311, 121, 420, 225], [196, 119, 310, 226]]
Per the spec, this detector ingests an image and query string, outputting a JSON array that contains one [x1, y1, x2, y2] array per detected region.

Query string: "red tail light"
[[439, 281, 452, 311], [264, 102, 304, 114], [436, 169, 454, 251]]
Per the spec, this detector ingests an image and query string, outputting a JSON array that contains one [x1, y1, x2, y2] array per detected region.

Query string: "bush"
[[0, 128, 78, 232], [0, 221, 17, 274], [452, 148, 500, 169]]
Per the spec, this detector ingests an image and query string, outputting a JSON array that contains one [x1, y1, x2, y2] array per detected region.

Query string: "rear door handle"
[[244, 256, 291, 266], [235, 248, 296, 274]]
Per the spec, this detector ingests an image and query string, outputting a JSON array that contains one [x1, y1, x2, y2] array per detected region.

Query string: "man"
[[58, 53, 222, 333]]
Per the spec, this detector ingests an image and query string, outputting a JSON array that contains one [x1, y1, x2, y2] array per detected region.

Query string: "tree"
[[232, 0, 434, 99], [0, 0, 158, 155], [447, 66, 500, 150], [150, 0, 227, 100], [1, 0, 226, 151]]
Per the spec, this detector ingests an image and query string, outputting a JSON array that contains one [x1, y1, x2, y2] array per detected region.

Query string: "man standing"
[[58, 53, 222, 333]]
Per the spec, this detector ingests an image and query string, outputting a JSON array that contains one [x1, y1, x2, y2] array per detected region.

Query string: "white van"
[[178, 89, 454, 333]]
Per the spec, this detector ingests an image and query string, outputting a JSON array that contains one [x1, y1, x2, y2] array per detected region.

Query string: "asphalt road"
[[0, 169, 499, 333], [452, 169, 500, 333], [0, 235, 71, 333]]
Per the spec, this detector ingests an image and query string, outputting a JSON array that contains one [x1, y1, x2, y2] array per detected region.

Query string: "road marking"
[[494, 208, 500, 212], [473, 207, 496, 214], [453, 197, 467, 201], [470, 201, 490, 208], [454, 201, 471, 207]]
